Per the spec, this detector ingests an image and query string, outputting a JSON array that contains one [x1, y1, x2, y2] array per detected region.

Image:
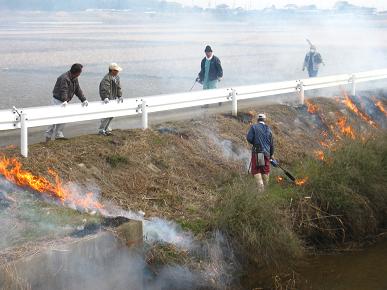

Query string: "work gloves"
[[104, 98, 110, 104], [82, 100, 89, 107], [196, 76, 202, 84]]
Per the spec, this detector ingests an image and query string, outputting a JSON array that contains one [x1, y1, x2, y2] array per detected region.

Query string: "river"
[[299, 238, 387, 290]]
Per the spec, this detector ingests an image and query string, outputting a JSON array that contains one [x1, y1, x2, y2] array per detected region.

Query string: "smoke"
[[0, 174, 239, 289], [206, 129, 251, 170], [1, 9, 387, 110]]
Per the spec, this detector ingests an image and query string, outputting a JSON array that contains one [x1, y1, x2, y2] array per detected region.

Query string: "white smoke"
[[207, 130, 251, 170]]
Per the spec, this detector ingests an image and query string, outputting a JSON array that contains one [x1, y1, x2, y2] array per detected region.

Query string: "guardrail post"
[[350, 74, 356, 96], [297, 82, 305, 105], [141, 100, 148, 130], [20, 112, 28, 157], [231, 89, 237, 117]]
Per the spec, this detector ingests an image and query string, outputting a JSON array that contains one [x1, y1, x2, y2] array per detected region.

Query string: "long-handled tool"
[[270, 159, 296, 182], [306, 38, 314, 48], [189, 79, 197, 91]]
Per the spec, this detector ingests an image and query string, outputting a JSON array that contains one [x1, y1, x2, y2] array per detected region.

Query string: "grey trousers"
[[99, 117, 113, 133], [45, 98, 65, 139]]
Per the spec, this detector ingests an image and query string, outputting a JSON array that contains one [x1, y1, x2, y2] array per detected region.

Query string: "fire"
[[342, 93, 377, 128], [295, 177, 308, 186], [0, 156, 103, 211], [276, 176, 284, 183], [336, 117, 356, 139], [305, 99, 318, 114], [371, 97, 387, 117], [314, 150, 324, 161]]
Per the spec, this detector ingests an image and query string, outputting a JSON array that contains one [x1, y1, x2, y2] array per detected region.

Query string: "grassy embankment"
[[1, 96, 387, 288]]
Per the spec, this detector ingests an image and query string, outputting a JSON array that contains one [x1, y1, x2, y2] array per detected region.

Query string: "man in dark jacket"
[[302, 45, 324, 78], [45, 63, 88, 141], [98, 63, 123, 136], [246, 113, 274, 193], [197, 45, 223, 90]]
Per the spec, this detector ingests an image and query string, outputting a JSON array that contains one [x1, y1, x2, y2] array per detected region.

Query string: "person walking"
[[98, 63, 123, 136], [246, 113, 274, 193], [197, 45, 223, 90], [302, 45, 324, 78], [45, 63, 88, 141]]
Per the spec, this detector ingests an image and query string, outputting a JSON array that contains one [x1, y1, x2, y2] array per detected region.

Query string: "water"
[[1, 11, 387, 109], [299, 239, 387, 290]]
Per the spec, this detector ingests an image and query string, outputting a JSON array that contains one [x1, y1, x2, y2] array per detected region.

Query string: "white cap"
[[109, 63, 122, 72], [258, 113, 266, 120]]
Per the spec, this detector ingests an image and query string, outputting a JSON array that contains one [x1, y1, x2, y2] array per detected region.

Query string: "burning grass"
[[296, 134, 387, 242], [0, 95, 386, 289]]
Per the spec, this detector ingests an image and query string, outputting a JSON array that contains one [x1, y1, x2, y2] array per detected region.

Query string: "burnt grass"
[[1, 96, 387, 289]]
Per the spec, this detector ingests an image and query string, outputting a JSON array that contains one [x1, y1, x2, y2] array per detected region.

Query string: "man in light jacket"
[[98, 63, 123, 136], [45, 63, 88, 141]]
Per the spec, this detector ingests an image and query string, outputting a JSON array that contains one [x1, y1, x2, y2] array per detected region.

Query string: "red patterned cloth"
[[251, 153, 270, 175]]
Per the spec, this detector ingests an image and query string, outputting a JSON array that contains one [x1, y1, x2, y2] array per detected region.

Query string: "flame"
[[295, 177, 308, 186], [305, 99, 318, 114], [0, 156, 103, 211], [276, 176, 284, 183], [336, 117, 356, 139], [314, 150, 325, 161], [371, 97, 387, 117], [342, 93, 377, 128]]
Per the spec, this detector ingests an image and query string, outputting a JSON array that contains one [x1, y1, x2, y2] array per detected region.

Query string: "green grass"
[[295, 135, 387, 242], [216, 175, 303, 270], [215, 134, 387, 270], [178, 217, 210, 235], [106, 154, 129, 168]]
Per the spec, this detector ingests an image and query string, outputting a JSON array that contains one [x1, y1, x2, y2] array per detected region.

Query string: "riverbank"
[[1, 95, 386, 289]]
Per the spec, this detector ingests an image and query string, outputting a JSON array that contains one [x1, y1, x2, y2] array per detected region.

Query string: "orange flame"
[[305, 99, 318, 114], [371, 97, 387, 117], [342, 93, 377, 128], [336, 117, 356, 139], [276, 176, 284, 183], [295, 177, 308, 186], [0, 156, 103, 211], [314, 150, 325, 161]]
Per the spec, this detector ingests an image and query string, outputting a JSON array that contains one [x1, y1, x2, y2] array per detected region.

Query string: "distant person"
[[246, 113, 274, 193], [302, 45, 324, 78], [197, 45, 223, 90], [98, 63, 123, 136], [45, 63, 88, 142]]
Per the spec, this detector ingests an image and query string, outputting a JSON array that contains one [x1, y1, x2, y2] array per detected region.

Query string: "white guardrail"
[[1, 69, 387, 157]]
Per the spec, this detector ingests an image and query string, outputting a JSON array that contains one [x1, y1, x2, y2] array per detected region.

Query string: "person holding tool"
[[246, 113, 274, 193], [196, 45, 223, 90], [303, 40, 324, 78]]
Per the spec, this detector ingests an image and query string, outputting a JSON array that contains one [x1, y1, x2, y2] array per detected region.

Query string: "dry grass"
[[0, 97, 383, 231]]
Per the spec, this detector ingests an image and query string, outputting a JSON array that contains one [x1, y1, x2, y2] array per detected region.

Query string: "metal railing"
[[1, 68, 387, 157]]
